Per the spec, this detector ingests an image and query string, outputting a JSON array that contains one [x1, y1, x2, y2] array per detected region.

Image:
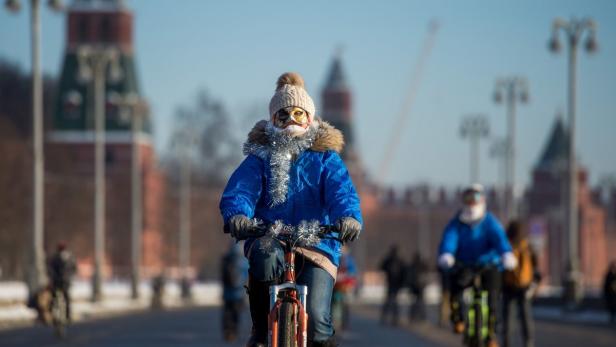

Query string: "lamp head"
[[5, 0, 21, 12], [48, 0, 64, 11], [585, 35, 598, 53], [548, 35, 561, 53]]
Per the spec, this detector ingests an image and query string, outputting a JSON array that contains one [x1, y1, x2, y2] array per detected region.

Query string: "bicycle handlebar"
[[223, 220, 340, 243]]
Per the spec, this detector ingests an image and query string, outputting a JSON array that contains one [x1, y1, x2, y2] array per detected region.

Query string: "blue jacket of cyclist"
[[438, 184, 516, 271], [220, 72, 362, 346], [439, 211, 512, 269], [437, 184, 517, 343], [219, 74, 362, 274]]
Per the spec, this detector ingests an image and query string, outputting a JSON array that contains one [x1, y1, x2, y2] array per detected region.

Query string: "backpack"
[[504, 239, 534, 288]]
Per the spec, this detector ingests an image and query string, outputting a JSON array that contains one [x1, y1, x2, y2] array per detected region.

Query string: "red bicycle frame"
[[268, 247, 309, 347]]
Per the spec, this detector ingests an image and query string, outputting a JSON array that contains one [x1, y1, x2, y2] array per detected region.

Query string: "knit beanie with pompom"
[[268, 72, 316, 123]]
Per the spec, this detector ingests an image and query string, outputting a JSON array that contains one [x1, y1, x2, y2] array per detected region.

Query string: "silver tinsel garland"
[[243, 121, 318, 207], [258, 220, 322, 252]]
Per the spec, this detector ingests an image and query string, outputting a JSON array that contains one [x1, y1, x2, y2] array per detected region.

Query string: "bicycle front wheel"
[[472, 301, 483, 347], [51, 293, 67, 339], [278, 301, 298, 347]]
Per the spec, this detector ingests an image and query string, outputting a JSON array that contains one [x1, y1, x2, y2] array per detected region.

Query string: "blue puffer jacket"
[[219, 120, 362, 267], [438, 211, 512, 268]]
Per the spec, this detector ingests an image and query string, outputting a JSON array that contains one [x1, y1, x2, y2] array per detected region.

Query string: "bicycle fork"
[[268, 283, 308, 347], [268, 250, 309, 347], [467, 290, 489, 342]]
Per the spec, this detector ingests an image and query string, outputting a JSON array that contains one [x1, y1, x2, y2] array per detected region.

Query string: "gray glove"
[[228, 215, 253, 240], [336, 217, 362, 242]]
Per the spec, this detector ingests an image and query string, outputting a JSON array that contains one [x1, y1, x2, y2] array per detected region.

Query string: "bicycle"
[[465, 270, 490, 347], [50, 287, 68, 338], [225, 220, 340, 347], [450, 264, 493, 347]]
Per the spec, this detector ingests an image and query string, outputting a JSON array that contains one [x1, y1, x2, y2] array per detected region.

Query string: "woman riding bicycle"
[[220, 72, 362, 347], [437, 184, 516, 347]]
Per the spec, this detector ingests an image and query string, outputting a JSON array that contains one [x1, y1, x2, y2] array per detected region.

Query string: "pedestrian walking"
[[603, 261, 616, 324], [221, 242, 249, 342], [47, 242, 76, 322], [380, 245, 406, 326], [502, 220, 540, 347], [406, 252, 429, 321]]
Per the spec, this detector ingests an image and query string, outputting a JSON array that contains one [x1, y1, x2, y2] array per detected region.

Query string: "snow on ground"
[[0, 281, 609, 329], [0, 280, 221, 328]]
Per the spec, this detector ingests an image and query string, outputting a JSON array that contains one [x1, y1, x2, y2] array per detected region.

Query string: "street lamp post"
[[129, 98, 144, 300], [178, 132, 193, 300], [4, 0, 63, 294], [109, 92, 145, 300], [493, 77, 528, 222], [548, 17, 598, 307], [460, 115, 490, 184], [412, 188, 431, 260], [76, 45, 123, 302], [490, 138, 509, 217]]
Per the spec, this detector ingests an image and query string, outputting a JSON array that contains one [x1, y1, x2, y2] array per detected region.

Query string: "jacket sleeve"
[[219, 155, 264, 224], [322, 151, 363, 225], [487, 214, 513, 255], [439, 218, 459, 256]]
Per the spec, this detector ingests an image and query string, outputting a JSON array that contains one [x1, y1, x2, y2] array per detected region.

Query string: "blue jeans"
[[248, 238, 335, 342]]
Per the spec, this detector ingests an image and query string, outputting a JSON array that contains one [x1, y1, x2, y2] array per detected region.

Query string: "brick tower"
[[526, 114, 607, 288], [320, 53, 363, 185], [46, 0, 164, 278]]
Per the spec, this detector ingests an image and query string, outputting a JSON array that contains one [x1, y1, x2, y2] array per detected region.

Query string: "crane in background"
[[376, 20, 439, 186]]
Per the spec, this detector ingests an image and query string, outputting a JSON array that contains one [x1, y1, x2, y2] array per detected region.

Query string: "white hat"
[[268, 72, 316, 122]]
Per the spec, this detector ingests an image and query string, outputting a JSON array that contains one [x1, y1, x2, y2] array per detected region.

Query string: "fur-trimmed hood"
[[241, 119, 345, 207], [245, 118, 344, 153]]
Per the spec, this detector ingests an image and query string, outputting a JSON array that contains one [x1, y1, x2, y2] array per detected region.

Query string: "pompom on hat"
[[268, 72, 316, 123]]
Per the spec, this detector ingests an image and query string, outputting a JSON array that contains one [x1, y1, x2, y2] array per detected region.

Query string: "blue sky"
[[1, 0, 615, 190]]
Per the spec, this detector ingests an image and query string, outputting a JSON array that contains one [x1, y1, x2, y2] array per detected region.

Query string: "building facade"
[[525, 116, 607, 289], [46, 0, 164, 278]]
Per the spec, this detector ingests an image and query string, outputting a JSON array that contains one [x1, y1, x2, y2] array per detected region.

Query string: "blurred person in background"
[[406, 252, 429, 321], [380, 245, 406, 326], [180, 276, 193, 302], [27, 284, 52, 325], [331, 245, 358, 332], [437, 184, 515, 347], [438, 266, 451, 327], [502, 220, 541, 347], [47, 242, 76, 322], [604, 261, 616, 324], [221, 242, 249, 342], [151, 272, 166, 309], [561, 260, 582, 310]]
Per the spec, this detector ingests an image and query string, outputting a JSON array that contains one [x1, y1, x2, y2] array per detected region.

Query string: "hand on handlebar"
[[502, 252, 518, 270], [438, 253, 455, 270], [228, 215, 256, 240], [336, 217, 361, 242]]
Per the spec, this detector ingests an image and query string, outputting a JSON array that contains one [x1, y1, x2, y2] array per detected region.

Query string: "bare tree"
[[165, 90, 241, 187]]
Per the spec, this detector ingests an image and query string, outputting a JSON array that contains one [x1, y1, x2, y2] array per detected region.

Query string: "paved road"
[[358, 304, 616, 347], [0, 306, 442, 347], [1, 305, 615, 347]]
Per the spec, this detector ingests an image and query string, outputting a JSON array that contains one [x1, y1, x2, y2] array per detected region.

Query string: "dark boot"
[[310, 336, 338, 347], [246, 277, 273, 347]]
